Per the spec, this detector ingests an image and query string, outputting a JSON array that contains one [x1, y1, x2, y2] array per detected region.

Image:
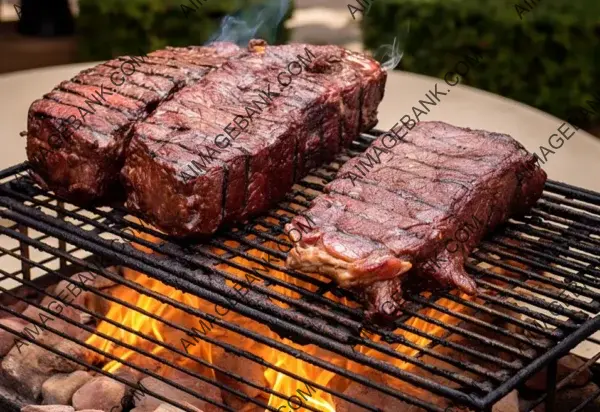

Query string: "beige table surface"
[[0, 63, 599, 190]]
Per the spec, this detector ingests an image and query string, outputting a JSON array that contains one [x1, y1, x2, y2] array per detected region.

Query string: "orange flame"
[[85, 219, 474, 411]]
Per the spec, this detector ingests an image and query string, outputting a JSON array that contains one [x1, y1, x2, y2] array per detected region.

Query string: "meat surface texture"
[[285, 121, 547, 321], [121, 40, 386, 236], [26, 43, 240, 201]]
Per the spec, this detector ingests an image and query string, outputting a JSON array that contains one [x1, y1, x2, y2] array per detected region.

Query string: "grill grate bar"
[[0, 179, 585, 392], [372, 313, 519, 370], [355, 328, 510, 380], [544, 179, 600, 204], [523, 338, 600, 411], [202, 239, 361, 319], [471, 251, 597, 314], [0, 221, 453, 411], [212, 230, 363, 305], [0, 162, 28, 180], [398, 304, 535, 360], [0, 185, 525, 377], [453, 282, 572, 332], [486, 233, 600, 289], [3, 245, 78, 278], [0, 248, 329, 412], [437, 292, 559, 338], [6, 182, 359, 319], [0, 232, 383, 412], [0, 187, 356, 341], [509, 219, 600, 269], [541, 192, 600, 217], [485, 233, 600, 293], [533, 201, 600, 233], [524, 212, 600, 251], [530, 208, 600, 244], [466, 264, 586, 325], [209, 231, 524, 371], [0, 295, 235, 412], [0, 208, 489, 403], [0, 194, 92, 268], [478, 315, 599, 409], [215, 216, 565, 356], [209, 230, 347, 297], [405, 295, 550, 350]]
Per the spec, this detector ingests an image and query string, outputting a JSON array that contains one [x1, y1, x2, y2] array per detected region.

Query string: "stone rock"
[[85, 267, 120, 289], [533, 382, 600, 412], [112, 366, 142, 386], [1, 300, 29, 317], [111, 360, 164, 385], [133, 369, 222, 412], [557, 355, 592, 387], [72, 376, 126, 412], [76, 410, 105, 412], [23, 271, 114, 329], [0, 317, 28, 356], [526, 354, 592, 391], [21, 406, 74, 412], [51, 270, 118, 293], [21, 295, 81, 327], [58, 271, 116, 322], [213, 350, 265, 409], [2, 334, 87, 399], [42, 370, 94, 405], [20, 295, 88, 341], [492, 390, 518, 412]]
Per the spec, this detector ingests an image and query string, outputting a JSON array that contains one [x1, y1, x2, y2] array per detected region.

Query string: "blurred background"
[[0, 0, 598, 136]]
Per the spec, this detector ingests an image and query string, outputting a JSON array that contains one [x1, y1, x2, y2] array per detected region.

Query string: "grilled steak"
[[285, 121, 547, 321], [26, 43, 240, 201], [121, 40, 386, 236]]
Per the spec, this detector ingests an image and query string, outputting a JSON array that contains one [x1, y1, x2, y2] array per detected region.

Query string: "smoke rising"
[[208, 0, 290, 45]]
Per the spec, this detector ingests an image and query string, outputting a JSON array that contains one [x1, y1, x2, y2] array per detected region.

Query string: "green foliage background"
[[361, 0, 600, 128], [77, 0, 293, 60]]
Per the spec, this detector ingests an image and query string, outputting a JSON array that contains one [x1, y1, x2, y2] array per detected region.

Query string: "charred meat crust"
[[26, 43, 242, 202], [285, 121, 547, 321], [121, 43, 386, 236]]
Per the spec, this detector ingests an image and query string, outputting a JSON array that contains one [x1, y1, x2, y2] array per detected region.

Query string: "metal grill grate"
[[0, 129, 598, 412]]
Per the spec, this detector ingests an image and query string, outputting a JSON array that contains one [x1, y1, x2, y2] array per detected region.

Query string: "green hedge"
[[362, 0, 600, 128], [77, 0, 293, 61]]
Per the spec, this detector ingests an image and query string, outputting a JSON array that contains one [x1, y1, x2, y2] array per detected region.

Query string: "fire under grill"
[[0, 129, 599, 412]]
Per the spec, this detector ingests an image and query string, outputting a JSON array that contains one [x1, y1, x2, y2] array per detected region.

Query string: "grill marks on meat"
[[286, 121, 547, 321], [57, 81, 145, 120], [26, 44, 241, 201], [121, 42, 386, 236]]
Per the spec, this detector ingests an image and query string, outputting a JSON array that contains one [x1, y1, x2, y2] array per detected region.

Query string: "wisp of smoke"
[[208, 0, 290, 45], [372, 21, 410, 71]]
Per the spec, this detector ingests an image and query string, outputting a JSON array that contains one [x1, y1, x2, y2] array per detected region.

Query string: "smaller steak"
[[286, 121, 547, 321], [26, 43, 240, 201]]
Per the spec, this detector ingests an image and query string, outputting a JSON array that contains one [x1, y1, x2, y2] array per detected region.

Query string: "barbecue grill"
[[0, 129, 598, 412]]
